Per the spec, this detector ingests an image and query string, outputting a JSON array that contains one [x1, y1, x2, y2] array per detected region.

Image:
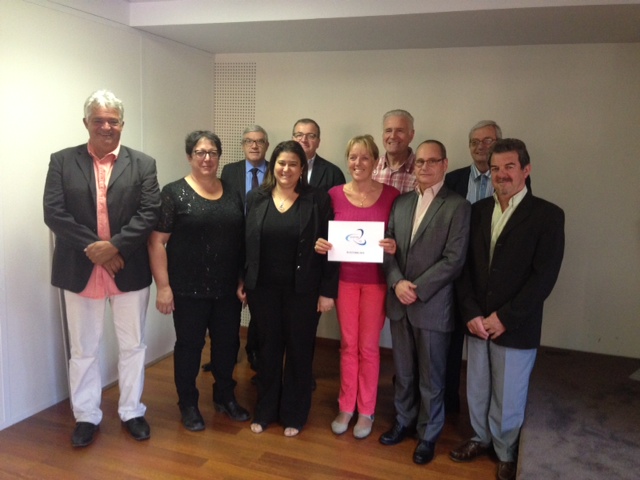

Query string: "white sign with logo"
[[327, 220, 385, 263]]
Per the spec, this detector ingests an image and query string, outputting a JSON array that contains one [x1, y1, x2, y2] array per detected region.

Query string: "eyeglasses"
[[192, 150, 219, 160], [469, 137, 496, 148], [90, 118, 121, 127], [293, 132, 318, 141], [242, 139, 267, 147], [415, 158, 444, 168]]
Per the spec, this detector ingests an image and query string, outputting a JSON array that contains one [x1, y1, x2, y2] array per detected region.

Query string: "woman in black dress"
[[238, 140, 339, 437], [148, 131, 249, 431]]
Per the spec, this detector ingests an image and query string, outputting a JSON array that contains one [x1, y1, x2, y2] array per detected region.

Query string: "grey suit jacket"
[[309, 155, 346, 192], [384, 185, 471, 332], [43, 143, 161, 293]]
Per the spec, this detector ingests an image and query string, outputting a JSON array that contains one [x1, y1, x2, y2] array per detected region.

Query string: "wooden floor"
[[0, 335, 498, 479]]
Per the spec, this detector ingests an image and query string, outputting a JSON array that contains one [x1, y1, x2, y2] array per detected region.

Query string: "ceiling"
[[76, 1, 640, 54]]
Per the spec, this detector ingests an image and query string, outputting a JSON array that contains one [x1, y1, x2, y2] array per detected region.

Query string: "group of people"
[[44, 91, 564, 480]]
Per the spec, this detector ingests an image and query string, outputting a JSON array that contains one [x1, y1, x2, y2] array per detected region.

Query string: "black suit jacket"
[[220, 159, 268, 205], [309, 155, 346, 192], [43, 143, 161, 293], [445, 165, 532, 200], [456, 191, 564, 349], [243, 186, 339, 298]]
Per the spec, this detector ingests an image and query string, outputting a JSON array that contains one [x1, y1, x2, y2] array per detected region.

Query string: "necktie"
[[250, 168, 259, 190], [478, 175, 488, 202]]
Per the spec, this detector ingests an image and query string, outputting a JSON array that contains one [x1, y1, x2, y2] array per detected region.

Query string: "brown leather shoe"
[[449, 439, 490, 462], [497, 461, 517, 480]]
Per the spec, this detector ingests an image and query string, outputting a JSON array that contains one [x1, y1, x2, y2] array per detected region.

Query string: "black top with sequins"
[[155, 178, 244, 298]]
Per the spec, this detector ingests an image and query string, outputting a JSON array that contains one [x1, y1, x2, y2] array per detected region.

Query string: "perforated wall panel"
[[214, 62, 256, 327]]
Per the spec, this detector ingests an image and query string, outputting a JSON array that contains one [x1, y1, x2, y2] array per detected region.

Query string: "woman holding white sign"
[[315, 134, 399, 439]]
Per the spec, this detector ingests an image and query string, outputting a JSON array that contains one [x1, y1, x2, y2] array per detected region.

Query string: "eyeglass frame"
[[192, 150, 220, 160], [415, 158, 445, 168], [293, 132, 318, 141], [469, 137, 496, 148], [242, 138, 267, 147]]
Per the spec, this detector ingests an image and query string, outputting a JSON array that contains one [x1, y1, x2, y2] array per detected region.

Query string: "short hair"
[[468, 120, 502, 141], [489, 138, 530, 169], [292, 118, 321, 138], [184, 131, 222, 156], [84, 90, 124, 121], [345, 134, 380, 162], [417, 139, 447, 159], [382, 109, 414, 130], [242, 124, 269, 143], [262, 140, 308, 193]]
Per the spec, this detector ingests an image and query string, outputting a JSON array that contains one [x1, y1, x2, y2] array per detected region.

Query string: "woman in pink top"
[[315, 135, 400, 439]]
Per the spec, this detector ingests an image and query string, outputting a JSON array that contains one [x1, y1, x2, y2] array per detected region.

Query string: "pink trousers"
[[335, 281, 387, 416]]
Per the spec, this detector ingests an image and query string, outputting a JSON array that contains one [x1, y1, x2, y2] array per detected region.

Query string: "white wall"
[[1, 0, 638, 432], [217, 44, 640, 358], [0, 0, 214, 429]]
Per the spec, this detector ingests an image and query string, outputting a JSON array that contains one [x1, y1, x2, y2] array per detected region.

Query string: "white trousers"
[[64, 288, 149, 424], [466, 335, 537, 462]]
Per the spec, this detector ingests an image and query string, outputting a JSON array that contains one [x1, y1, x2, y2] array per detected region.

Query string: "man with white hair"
[[44, 90, 161, 447]]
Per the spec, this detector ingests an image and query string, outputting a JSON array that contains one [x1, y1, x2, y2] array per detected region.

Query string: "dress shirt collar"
[[415, 178, 444, 199], [470, 162, 490, 180], [87, 142, 120, 163], [493, 185, 528, 211], [379, 148, 415, 172], [245, 159, 267, 173]]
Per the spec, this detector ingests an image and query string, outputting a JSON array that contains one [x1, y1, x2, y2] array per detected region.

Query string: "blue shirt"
[[466, 163, 494, 204], [245, 159, 268, 194]]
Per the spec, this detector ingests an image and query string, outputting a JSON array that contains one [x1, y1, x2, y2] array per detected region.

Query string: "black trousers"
[[247, 285, 319, 430], [173, 294, 242, 407], [444, 320, 465, 411]]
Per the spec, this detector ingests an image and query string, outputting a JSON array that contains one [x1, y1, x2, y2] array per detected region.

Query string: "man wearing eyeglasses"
[[292, 118, 345, 191], [220, 125, 269, 373], [221, 125, 270, 206], [43, 90, 161, 447], [443, 121, 531, 415], [442, 120, 501, 414], [380, 140, 470, 466]]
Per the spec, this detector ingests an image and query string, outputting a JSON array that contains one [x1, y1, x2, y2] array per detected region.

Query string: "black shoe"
[[214, 399, 250, 422], [123, 416, 150, 441], [413, 440, 436, 465], [71, 422, 99, 447], [379, 422, 411, 446], [497, 461, 517, 480], [180, 406, 205, 431]]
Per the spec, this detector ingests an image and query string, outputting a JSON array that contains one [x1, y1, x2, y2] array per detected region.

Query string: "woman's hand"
[[236, 280, 247, 307], [317, 295, 335, 313], [156, 285, 175, 314], [314, 238, 333, 255], [379, 238, 397, 255]]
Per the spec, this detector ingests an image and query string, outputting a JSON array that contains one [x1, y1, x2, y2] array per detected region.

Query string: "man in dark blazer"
[[219, 125, 269, 371], [444, 120, 528, 414], [43, 90, 160, 447], [380, 140, 471, 465], [292, 118, 346, 191], [220, 125, 270, 205], [449, 139, 564, 480]]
